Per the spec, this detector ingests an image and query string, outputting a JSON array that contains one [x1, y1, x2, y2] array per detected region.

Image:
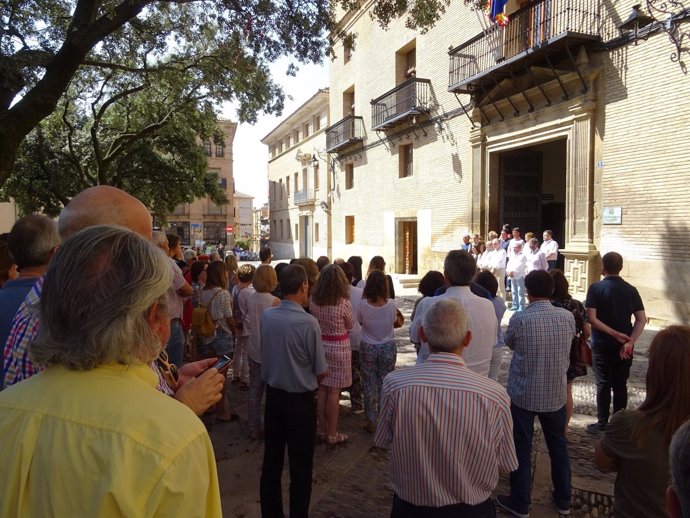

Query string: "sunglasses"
[[156, 350, 179, 390]]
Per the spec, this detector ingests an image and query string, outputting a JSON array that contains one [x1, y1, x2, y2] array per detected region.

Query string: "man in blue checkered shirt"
[[496, 270, 576, 518]]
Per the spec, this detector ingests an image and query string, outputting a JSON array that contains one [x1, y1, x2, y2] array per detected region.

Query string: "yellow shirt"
[[0, 363, 222, 518]]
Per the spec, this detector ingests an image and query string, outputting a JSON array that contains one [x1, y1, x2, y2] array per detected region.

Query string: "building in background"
[[233, 191, 254, 245], [252, 203, 270, 252], [326, 0, 690, 324], [168, 119, 237, 247], [262, 89, 331, 260], [0, 200, 18, 233]]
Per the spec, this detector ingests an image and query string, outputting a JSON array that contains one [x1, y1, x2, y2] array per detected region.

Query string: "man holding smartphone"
[[259, 264, 327, 518]]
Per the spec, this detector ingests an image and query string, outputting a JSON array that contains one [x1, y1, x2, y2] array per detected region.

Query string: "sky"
[[224, 59, 329, 207]]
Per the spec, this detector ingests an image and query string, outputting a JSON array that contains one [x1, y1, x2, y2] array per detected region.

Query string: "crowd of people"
[[0, 189, 689, 518]]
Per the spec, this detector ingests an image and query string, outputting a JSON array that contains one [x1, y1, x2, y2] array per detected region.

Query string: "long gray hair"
[[31, 225, 172, 369]]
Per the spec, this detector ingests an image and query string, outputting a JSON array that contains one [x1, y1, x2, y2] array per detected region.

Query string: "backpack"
[[232, 285, 245, 332], [192, 289, 222, 338]]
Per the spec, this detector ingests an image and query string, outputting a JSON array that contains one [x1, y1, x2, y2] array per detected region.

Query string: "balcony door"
[[301, 215, 312, 258]]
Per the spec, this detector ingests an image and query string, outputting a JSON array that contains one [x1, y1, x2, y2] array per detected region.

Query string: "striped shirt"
[[374, 353, 518, 507], [3, 277, 175, 396], [505, 300, 575, 412], [3, 277, 43, 386]]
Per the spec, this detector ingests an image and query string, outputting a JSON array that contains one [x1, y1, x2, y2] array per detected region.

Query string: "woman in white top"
[[245, 265, 280, 439], [231, 264, 255, 386], [357, 270, 398, 433], [199, 260, 236, 422]]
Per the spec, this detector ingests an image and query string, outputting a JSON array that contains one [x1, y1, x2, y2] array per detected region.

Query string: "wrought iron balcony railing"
[[371, 77, 432, 131], [293, 189, 315, 205], [448, 0, 601, 92], [325, 115, 365, 153]]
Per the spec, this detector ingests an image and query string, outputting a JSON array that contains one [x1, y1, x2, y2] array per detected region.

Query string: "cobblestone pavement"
[[209, 295, 659, 518]]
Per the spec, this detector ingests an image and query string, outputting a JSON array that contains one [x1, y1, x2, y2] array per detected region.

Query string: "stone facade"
[[262, 90, 331, 260], [326, 0, 690, 324], [233, 191, 254, 242], [167, 119, 237, 247]]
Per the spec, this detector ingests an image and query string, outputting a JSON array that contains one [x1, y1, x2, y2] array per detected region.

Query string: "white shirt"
[[506, 252, 527, 280], [411, 286, 497, 377], [525, 248, 548, 273], [487, 248, 507, 271], [357, 299, 397, 344], [348, 285, 364, 351], [246, 291, 279, 363], [508, 238, 525, 257], [540, 238, 559, 261]]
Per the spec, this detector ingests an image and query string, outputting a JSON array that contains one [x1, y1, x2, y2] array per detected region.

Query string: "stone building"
[[262, 89, 331, 260], [326, 0, 690, 324], [233, 191, 254, 242], [167, 119, 237, 247]]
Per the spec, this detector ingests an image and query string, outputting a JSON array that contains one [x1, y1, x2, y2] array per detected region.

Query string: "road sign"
[[226, 225, 234, 233]]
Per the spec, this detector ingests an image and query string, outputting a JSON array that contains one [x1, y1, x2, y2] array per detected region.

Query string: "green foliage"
[[0, 0, 453, 187], [233, 238, 250, 250]]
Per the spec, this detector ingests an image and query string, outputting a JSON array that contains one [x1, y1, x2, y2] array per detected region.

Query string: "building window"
[[315, 223, 320, 242], [219, 177, 227, 189], [172, 204, 187, 216], [280, 219, 284, 239], [168, 221, 191, 245], [302, 122, 310, 138], [313, 163, 320, 190], [293, 129, 299, 145], [294, 172, 299, 192], [207, 198, 223, 215], [287, 222, 291, 239], [343, 88, 355, 116], [399, 144, 413, 178], [396, 40, 417, 84], [203, 221, 225, 242], [344, 45, 352, 64], [279, 178, 283, 199], [313, 115, 320, 132], [294, 223, 298, 239], [215, 143, 225, 157], [345, 163, 354, 190], [203, 140, 212, 156], [345, 216, 355, 244], [286, 176, 290, 197], [272, 219, 276, 236]]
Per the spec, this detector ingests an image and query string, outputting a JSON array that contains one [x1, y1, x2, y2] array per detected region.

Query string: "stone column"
[[469, 126, 487, 235], [561, 98, 599, 298]]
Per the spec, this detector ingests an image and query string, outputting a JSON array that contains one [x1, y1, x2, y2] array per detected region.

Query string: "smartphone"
[[198, 355, 232, 376]]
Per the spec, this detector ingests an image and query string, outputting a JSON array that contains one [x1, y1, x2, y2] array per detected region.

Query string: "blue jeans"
[[165, 319, 185, 367], [509, 403, 571, 513], [207, 328, 234, 356], [510, 277, 526, 310]]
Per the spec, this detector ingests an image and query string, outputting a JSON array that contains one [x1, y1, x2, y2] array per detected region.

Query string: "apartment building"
[[233, 191, 254, 241], [168, 119, 237, 247], [262, 89, 331, 260], [327, 0, 690, 323]]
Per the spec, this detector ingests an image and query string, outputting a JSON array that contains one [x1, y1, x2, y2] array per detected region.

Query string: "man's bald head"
[[58, 186, 152, 239]]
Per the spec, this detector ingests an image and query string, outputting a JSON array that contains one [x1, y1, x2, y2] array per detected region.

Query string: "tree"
[[2, 81, 229, 220], [0, 0, 450, 188]]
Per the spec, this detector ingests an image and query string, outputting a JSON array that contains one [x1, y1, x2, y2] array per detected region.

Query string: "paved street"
[[206, 295, 658, 518]]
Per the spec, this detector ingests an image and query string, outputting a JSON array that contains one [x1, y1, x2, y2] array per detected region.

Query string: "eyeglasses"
[[156, 350, 179, 390]]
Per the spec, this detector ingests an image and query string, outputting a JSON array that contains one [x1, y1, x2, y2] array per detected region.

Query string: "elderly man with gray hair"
[[376, 298, 517, 518], [0, 215, 60, 389], [0, 225, 222, 517], [667, 420, 690, 518]]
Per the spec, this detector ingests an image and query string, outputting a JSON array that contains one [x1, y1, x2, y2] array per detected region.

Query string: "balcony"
[[448, 0, 601, 96], [325, 115, 365, 153], [371, 77, 432, 131], [294, 189, 315, 206]]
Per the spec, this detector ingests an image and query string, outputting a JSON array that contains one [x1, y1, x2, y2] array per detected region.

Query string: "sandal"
[[326, 433, 349, 447]]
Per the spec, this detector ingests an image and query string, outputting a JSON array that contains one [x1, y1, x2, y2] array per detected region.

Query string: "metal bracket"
[[523, 63, 551, 106], [564, 41, 588, 94], [544, 51, 569, 100], [453, 92, 477, 128]]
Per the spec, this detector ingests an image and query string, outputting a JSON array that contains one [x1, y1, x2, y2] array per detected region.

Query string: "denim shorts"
[[207, 328, 234, 356]]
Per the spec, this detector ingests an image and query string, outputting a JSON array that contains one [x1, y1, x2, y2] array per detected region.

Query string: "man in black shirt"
[[585, 252, 646, 434]]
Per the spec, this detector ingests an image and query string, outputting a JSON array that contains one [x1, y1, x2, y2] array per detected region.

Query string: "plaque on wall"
[[602, 207, 622, 225]]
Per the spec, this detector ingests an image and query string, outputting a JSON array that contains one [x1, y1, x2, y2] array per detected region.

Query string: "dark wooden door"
[[499, 150, 543, 234]]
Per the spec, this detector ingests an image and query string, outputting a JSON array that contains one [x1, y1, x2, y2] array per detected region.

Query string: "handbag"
[[570, 308, 592, 367], [394, 308, 404, 329]]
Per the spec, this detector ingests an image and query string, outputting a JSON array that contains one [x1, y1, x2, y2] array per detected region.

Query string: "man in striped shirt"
[[496, 270, 575, 518], [375, 298, 517, 518]]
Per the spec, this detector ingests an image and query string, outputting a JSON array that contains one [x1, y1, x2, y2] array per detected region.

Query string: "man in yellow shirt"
[[0, 225, 223, 517]]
